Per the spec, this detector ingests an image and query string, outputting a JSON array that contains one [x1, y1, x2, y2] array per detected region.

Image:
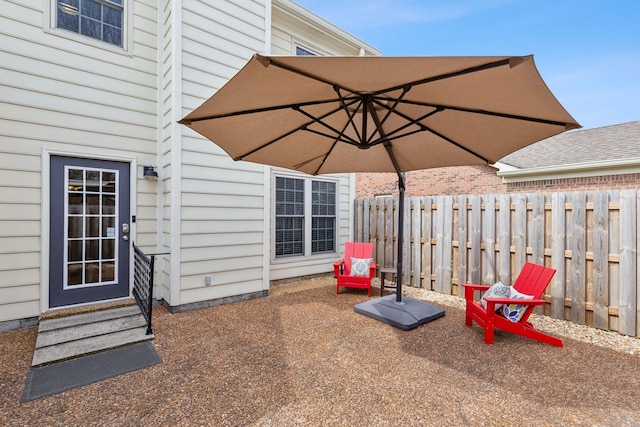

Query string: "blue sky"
[[295, 0, 640, 130]]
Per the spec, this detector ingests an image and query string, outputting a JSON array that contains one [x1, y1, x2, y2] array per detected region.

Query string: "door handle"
[[122, 223, 129, 234]]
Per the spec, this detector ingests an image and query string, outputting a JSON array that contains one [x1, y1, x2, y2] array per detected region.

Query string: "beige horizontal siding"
[[0, 0, 159, 321], [174, 0, 268, 306]]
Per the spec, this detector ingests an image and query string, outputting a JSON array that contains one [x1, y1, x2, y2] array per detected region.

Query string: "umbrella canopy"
[[180, 54, 580, 176], [179, 54, 579, 317]]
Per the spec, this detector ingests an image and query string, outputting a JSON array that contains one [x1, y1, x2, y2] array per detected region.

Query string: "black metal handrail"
[[132, 242, 155, 335]]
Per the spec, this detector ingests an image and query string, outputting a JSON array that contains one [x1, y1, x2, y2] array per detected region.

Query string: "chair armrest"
[[461, 283, 490, 301], [460, 283, 491, 291], [368, 262, 377, 278], [484, 297, 546, 306], [483, 297, 546, 318], [333, 260, 345, 276]]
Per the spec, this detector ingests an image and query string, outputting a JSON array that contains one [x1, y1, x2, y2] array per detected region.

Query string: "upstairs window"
[[54, 0, 124, 48], [295, 46, 316, 56]]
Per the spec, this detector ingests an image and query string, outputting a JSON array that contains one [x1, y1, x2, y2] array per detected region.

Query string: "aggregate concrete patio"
[[2, 277, 640, 426]]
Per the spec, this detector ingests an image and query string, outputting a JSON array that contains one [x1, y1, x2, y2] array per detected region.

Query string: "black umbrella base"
[[354, 295, 445, 331]]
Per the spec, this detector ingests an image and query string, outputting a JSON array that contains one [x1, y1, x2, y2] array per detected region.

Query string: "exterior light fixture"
[[143, 166, 158, 179]]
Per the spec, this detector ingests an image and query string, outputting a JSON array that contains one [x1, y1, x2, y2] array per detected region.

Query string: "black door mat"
[[22, 341, 162, 402]]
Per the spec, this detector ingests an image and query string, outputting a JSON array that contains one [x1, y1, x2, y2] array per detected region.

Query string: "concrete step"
[[36, 314, 147, 348], [37, 305, 144, 334], [32, 305, 154, 367]]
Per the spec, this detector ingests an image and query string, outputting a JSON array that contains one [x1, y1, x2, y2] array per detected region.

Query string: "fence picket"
[[355, 199, 364, 242], [498, 194, 511, 285], [619, 190, 637, 336], [482, 194, 496, 285], [514, 194, 527, 272], [470, 195, 482, 284], [402, 196, 411, 284], [456, 195, 467, 295], [530, 193, 545, 265], [411, 197, 422, 286], [572, 192, 587, 324], [434, 196, 445, 292], [551, 192, 566, 319], [385, 198, 394, 269], [442, 196, 453, 295], [593, 191, 609, 329]]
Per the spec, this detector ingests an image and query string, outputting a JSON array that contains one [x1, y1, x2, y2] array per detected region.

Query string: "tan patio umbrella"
[[179, 54, 580, 329]]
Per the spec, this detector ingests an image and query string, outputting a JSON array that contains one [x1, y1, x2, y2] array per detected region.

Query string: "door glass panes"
[[86, 170, 100, 191], [65, 167, 118, 287], [56, 0, 124, 47], [102, 261, 115, 281]]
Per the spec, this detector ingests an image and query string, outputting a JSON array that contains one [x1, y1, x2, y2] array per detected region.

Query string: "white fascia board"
[[498, 157, 640, 183], [273, 0, 381, 56], [493, 161, 519, 172]]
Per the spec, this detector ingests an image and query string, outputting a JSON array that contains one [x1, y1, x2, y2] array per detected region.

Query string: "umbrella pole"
[[396, 173, 405, 303], [355, 170, 445, 329]]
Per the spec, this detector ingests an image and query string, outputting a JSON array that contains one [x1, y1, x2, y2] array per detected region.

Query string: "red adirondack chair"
[[461, 262, 563, 347], [333, 242, 376, 297]]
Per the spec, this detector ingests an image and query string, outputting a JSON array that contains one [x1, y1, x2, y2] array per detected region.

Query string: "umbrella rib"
[[333, 86, 367, 145], [260, 56, 361, 95], [261, 55, 522, 106], [303, 127, 359, 146], [179, 97, 356, 124], [295, 101, 361, 145], [365, 89, 410, 145], [370, 103, 491, 162], [371, 57, 517, 97], [425, 126, 490, 163], [310, 105, 357, 175], [234, 99, 361, 160], [365, 92, 429, 145], [396, 99, 573, 127]]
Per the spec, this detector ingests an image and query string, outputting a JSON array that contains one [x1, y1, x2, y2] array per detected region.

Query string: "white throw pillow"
[[480, 282, 510, 310], [501, 287, 535, 322], [349, 257, 373, 277]]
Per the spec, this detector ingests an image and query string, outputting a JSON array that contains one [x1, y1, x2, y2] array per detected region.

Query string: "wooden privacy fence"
[[354, 189, 640, 338]]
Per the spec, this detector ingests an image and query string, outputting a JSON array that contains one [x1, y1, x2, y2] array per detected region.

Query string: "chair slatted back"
[[511, 262, 556, 322], [344, 242, 373, 275]]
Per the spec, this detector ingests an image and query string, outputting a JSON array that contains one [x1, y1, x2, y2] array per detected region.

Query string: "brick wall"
[[356, 167, 640, 197], [505, 173, 640, 192]]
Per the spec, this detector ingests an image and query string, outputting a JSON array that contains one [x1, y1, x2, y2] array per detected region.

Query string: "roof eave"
[[497, 157, 640, 183], [273, 0, 382, 56]]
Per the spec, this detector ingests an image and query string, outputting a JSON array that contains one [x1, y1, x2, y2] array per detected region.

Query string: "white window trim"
[[43, 0, 134, 55], [63, 165, 119, 290], [271, 171, 339, 262]]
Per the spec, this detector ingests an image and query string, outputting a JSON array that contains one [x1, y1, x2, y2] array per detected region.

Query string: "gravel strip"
[[1, 276, 639, 426], [399, 282, 640, 356]]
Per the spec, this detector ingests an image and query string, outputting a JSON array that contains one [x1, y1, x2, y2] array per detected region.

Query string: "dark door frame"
[[43, 151, 136, 311]]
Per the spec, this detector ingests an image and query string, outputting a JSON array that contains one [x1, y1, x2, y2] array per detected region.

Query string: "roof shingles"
[[499, 120, 640, 169]]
